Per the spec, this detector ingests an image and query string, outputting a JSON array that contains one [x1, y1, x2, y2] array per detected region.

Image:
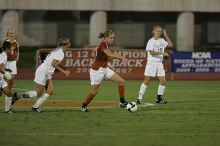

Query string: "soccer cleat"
[[32, 107, 41, 113], [119, 101, 128, 108], [20, 93, 30, 98], [119, 98, 128, 108], [156, 96, 167, 104], [81, 103, 89, 112], [81, 107, 89, 112], [11, 92, 19, 105], [4, 109, 15, 113], [136, 99, 142, 104]]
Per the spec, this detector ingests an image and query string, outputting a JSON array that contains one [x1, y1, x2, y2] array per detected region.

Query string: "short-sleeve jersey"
[[91, 41, 109, 70], [0, 52, 7, 76], [42, 48, 64, 74], [2, 39, 19, 61], [146, 37, 168, 62], [0, 52, 7, 66]]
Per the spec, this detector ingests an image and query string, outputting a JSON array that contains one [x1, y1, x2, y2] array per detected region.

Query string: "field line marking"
[[13, 106, 118, 109], [1, 132, 219, 136], [12, 87, 31, 91], [139, 102, 155, 107], [7, 98, 119, 103]]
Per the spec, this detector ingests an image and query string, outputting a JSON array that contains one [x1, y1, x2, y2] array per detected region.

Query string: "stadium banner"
[[37, 48, 171, 80], [171, 51, 220, 73]]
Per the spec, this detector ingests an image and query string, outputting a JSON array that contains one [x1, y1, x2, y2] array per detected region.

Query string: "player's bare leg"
[[7, 75, 15, 90], [32, 80, 53, 112], [12, 83, 40, 105], [143, 76, 151, 85], [137, 76, 151, 104], [45, 80, 54, 95], [157, 76, 167, 104], [109, 73, 128, 107], [82, 84, 99, 112]]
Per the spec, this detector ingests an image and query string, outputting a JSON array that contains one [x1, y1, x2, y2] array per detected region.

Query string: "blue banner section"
[[171, 52, 220, 72]]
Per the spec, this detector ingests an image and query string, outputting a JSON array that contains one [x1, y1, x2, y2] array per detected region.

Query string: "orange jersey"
[[2, 39, 19, 61], [91, 41, 109, 70]]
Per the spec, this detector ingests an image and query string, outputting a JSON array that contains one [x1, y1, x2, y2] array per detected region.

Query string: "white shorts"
[[0, 75, 8, 89], [6, 61, 17, 75], [90, 67, 115, 85], [34, 65, 52, 86], [144, 61, 165, 77]]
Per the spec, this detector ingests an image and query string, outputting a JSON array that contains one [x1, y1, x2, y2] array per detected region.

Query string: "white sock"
[[25, 91, 37, 98], [32, 93, 50, 108], [138, 83, 147, 100], [5, 96, 12, 112], [158, 85, 166, 96]]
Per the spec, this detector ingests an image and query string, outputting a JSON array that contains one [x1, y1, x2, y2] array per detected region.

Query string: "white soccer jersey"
[[0, 52, 8, 87], [0, 52, 7, 67], [42, 48, 64, 75], [146, 37, 168, 62]]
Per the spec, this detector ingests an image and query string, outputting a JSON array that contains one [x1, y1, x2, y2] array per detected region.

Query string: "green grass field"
[[0, 80, 220, 146]]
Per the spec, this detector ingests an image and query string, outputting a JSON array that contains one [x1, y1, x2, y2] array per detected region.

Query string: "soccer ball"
[[126, 102, 138, 112]]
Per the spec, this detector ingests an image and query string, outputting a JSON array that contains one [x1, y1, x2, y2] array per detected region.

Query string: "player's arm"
[[148, 50, 169, 57], [0, 63, 11, 74], [104, 49, 128, 63], [0, 63, 12, 80], [0, 63, 5, 74], [91, 47, 98, 58], [147, 39, 169, 57], [15, 41, 20, 62], [163, 29, 173, 48], [51, 59, 70, 77]]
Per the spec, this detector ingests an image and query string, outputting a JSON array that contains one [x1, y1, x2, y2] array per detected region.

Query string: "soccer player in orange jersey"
[[81, 30, 129, 112], [1, 28, 20, 91]]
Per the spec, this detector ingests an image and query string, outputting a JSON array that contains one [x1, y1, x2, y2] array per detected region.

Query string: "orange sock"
[[118, 85, 125, 98], [7, 80, 14, 90], [83, 93, 95, 105]]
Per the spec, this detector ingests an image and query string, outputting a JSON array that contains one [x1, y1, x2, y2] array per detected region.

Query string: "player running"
[[136, 25, 173, 104], [0, 41, 17, 113], [81, 30, 129, 112], [12, 38, 70, 112]]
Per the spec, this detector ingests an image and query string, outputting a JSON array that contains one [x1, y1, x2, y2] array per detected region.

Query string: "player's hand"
[[163, 52, 169, 57], [4, 71, 12, 80], [64, 70, 70, 77], [121, 57, 129, 63], [163, 29, 168, 37]]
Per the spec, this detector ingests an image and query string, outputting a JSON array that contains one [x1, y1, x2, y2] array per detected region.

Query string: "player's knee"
[[46, 88, 54, 95], [91, 91, 98, 96], [143, 80, 150, 85], [36, 93, 42, 97], [36, 91, 44, 97], [160, 80, 166, 86], [118, 79, 125, 86], [2, 87, 12, 97], [48, 91, 53, 95], [143, 77, 151, 85], [6, 92, 12, 97], [91, 85, 99, 95]]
